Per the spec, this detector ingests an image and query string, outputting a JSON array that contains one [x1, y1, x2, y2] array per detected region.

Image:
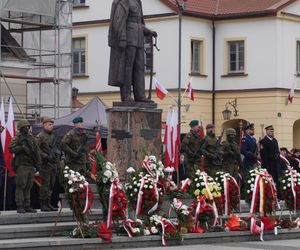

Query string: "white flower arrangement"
[[63, 166, 89, 193], [101, 161, 119, 184]]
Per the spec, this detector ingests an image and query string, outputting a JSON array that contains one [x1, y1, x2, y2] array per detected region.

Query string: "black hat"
[[244, 123, 254, 130], [265, 125, 274, 131]]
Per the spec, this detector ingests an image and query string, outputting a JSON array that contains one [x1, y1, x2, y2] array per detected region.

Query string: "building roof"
[[160, 0, 296, 19]]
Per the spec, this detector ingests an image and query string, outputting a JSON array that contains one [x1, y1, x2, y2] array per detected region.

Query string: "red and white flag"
[[288, 81, 296, 104], [0, 98, 6, 152], [163, 107, 179, 170], [187, 78, 194, 101], [95, 130, 102, 152], [4, 97, 16, 176], [154, 77, 168, 100]]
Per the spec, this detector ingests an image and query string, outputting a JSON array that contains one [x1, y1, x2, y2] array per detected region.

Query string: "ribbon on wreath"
[[223, 175, 241, 216], [151, 216, 175, 246], [123, 219, 136, 237], [287, 166, 298, 213], [250, 172, 277, 215], [250, 217, 265, 241], [200, 172, 219, 218], [143, 157, 157, 180], [181, 178, 191, 192], [194, 196, 218, 227], [82, 184, 93, 214], [136, 177, 159, 216], [107, 178, 124, 228]]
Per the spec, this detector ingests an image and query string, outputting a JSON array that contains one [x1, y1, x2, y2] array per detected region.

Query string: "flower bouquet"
[[171, 198, 194, 233], [125, 155, 165, 218], [149, 214, 179, 246], [224, 215, 248, 231], [63, 166, 94, 225], [214, 172, 240, 216], [245, 167, 278, 215], [280, 168, 300, 212], [122, 219, 145, 237], [95, 152, 127, 228]]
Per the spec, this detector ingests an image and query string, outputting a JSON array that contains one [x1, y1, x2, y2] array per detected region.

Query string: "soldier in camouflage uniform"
[[9, 120, 41, 213], [221, 128, 241, 181], [61, 117, 89, 175], [200, 124, 223, 177], [36, 117, 60, 212], [181, 120, 203, 178]]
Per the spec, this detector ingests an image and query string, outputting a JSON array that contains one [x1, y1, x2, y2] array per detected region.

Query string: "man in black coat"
[[260, 125, 280, 188], [108, 0, 157, 102]]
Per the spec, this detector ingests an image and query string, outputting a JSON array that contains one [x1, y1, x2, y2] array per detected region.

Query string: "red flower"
[[97, 223, 112, 243]]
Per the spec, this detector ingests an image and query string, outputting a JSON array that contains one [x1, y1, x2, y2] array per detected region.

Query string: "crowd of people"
[[0, 116, 90, 213], [181, 120, 300, 195]]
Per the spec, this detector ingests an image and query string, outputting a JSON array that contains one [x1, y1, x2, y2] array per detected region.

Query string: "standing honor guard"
[[62, 117, 89, 175], [9, 120, 41, 213], [36, 117, 60, 211]]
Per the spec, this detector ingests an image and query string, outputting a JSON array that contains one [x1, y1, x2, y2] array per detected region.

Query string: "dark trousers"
[[121, 46, 145, 101], [40, 166, 57, 201]]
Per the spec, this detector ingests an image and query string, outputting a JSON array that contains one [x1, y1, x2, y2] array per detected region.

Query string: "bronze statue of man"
[[108, 0, 157, 102]]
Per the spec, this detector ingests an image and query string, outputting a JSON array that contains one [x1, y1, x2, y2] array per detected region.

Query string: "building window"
[[228, 41, 244, 73], [144, 36, 152, 72], [72, 37, 86, 75], [297, 41, 300, 74], [73, 0, 85, 5], [191, 40, 202, 73]]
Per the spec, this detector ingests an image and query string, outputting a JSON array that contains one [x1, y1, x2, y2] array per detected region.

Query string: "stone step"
[[0, 228, 300, 249], [0, 209, 102, 225]]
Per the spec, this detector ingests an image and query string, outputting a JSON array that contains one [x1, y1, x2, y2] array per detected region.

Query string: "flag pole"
[[3, 167, 7, 211]]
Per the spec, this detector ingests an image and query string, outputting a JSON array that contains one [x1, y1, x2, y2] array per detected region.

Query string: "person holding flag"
[[181, 120, 203, 178]]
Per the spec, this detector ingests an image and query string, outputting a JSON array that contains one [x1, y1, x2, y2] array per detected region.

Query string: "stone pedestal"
[[106, 102, 162, 180]]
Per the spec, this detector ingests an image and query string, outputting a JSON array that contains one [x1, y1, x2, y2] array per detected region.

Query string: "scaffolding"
[[0, 0, 72, 121]]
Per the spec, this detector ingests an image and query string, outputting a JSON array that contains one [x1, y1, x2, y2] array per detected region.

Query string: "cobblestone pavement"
[[122, 239, 300, 250]]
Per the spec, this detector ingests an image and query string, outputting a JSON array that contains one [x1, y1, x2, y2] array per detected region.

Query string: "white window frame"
[[228, 40, 244, 73], [72, 37, 86, 76], [191, 40, 201, 74], [73, 0, 85, 5], [297, 41, 300, 74]]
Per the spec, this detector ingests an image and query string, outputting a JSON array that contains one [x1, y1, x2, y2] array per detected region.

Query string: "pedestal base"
[[106, 106, 162, 180]]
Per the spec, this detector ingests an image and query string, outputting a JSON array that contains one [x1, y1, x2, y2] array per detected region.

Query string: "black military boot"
[[40, 200, 51, 212], [24, 207, 37, 213], [47, 200, 58, 211], [17, 207, 26, 213]]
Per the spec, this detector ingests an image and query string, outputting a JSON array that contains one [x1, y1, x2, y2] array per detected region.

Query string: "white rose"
[[144, 229, 151, 236], [79, 184, 84, 188], [104, 170, 112, 179], [149, 155, 157, 163], [133, 181, 137, 185], [64, 174, 68, 178], [84, 182, 88, 186], [247, 190, 250, 194], [137, 183, 141, 187], [282, 180, 286, 183], [65, 166, 69, 170], [287, 183, 291, 187], [69, 188, 74, 193], [68, 180, 73, 185], [150, 227, 158, 234], [194, 178, 198, 181], [134, 188, 138, 192], [250, 184, 254, 188], [149, 185, 153, 189], [127, 167, 136, 174], [283, 186, 287, 190], [196, 183, 200, 187], [144, 185, 148, 188]]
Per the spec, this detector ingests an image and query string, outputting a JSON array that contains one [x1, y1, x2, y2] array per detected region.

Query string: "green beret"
[[189, 120, 199, 127], [72, 117, 83, 124]]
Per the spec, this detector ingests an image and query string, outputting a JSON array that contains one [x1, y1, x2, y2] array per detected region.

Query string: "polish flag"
[[95, 131, 102, 152], [187, 78, 194, 101], [0, 98, 6, 152], [154, 77, 168, 100], [199, 121, 205, 139], [288, 81, 296, 104], [163, 107, 179, 170], [163, 109, 172, 168], [4, 97, 16, 176]]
